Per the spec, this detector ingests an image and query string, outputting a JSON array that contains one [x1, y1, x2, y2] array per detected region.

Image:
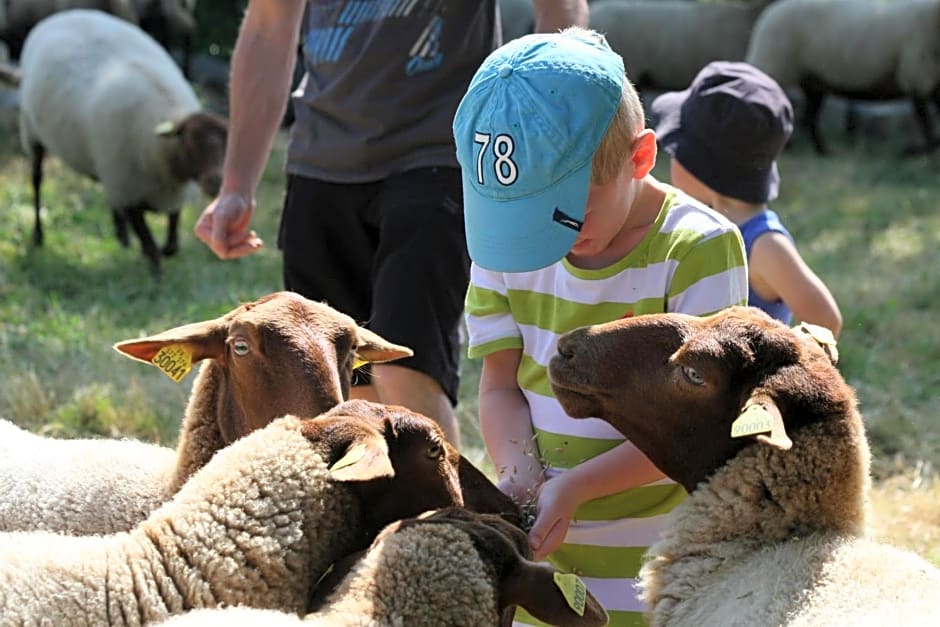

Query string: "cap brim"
[[463, 161, 591, 273], [649, 88, 692, 157]]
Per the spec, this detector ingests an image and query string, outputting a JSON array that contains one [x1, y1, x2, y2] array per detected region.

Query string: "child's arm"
[[529, 441, 665, 559], [479, 348, 544, 504], [750, 232, 843, 337]]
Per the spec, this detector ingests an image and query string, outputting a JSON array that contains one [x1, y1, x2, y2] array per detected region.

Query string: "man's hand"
[[193, 191, 263, 260]]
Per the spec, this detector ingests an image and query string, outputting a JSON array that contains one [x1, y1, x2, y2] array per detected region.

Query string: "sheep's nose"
[[556, 335, 575, 360]]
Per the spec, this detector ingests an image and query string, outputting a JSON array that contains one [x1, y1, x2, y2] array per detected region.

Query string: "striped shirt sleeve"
[[464, 263, 523, 359]]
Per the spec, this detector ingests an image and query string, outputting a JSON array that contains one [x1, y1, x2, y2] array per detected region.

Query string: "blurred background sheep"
[[13, 9, 227, 275], [589, 0, 775, 93], [746, 0, 940, 155]]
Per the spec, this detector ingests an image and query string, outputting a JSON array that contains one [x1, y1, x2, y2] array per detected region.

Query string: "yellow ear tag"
[[553, 572, 586, 617], [731, 403, 774, 439], [151, 345, 193, 382], [330, 443, 368, 473], [799, 322, 837, 347], [353, 358, 369, 370]]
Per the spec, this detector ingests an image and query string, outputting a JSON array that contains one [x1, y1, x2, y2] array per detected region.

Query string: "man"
[[193, 1, 588, 446]]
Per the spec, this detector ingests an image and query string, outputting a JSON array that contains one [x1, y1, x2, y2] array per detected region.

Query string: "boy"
[[651, 61, 842, 336], [453, 28, 747, 626]]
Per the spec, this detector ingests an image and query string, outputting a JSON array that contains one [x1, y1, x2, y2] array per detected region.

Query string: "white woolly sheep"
[[154, 507, 609, 627], [547, 306, 940, 626], [0, 291, 413, 536], [745, 0, 940, 155], [0, 409, 465, 624], [590, 0, 773, 93], [16, 8, 227, 274]]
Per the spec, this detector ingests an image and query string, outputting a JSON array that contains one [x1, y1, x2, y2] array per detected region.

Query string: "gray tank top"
[[287, 0, 500, 183]]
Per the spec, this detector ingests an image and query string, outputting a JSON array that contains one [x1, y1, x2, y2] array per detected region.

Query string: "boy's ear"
[[630, 128, 657, 179]]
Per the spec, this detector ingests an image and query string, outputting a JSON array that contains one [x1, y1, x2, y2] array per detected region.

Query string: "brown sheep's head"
[[548, 306, 855, 492], [321, 399, 523, 525], [158, 111, 228, 196], [112, 291, 413, 444], [314, 402, 465, 541], [367, 508, 609, 627]]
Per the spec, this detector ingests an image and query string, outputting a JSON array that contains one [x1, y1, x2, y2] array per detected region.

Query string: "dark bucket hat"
[[651, 61, 793, 204]]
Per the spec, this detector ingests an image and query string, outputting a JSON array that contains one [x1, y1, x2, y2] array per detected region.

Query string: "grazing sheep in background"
[[16, 9, 227, 274], [590, 0, 773, 93], [547, 306, 940, 626], [746, 0, 940, 155], [0, 410, 465, 624], [0, 291, 413, 535], [157, 508, 610, 627]]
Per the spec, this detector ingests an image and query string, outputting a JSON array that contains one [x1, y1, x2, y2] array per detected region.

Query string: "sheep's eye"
[[232, 339, 250, 356], [426, 443, 443, 460], [681, 365, 705, 386]]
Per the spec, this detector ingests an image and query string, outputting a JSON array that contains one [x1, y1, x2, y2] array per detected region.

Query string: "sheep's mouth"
[[547, 356, 598, 395]]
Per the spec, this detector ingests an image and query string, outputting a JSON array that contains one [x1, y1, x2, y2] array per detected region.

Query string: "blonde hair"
[[592, 84, 645, 184], [559, 27, 646, 184]]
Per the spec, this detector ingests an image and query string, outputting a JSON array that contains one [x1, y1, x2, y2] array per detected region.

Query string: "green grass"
[[0, 119, 938, 560]]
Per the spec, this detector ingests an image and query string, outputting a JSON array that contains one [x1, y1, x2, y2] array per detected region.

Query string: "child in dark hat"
[[652, 61, 842, 336]]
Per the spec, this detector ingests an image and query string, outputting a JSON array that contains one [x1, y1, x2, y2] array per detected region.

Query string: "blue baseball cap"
[[453, 31, 624, 272]]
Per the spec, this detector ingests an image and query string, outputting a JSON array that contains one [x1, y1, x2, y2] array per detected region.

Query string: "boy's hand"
[[528, 474, 580, 561]]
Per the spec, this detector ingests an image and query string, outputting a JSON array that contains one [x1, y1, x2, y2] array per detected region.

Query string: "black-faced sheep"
[[0, 410, 465, 624], [0, 291, 413, 535], [547, 306, 940, 625], [16, 8, 227, 274], [590, 0, 773, 93], [154, 507, 610, 627], [745, 0, 940, 155]]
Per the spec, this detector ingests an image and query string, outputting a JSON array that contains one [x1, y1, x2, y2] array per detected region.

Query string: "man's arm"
[[222, 0, 306, 199], [194, 0, 306, 259], [532, 0, 589, 33]]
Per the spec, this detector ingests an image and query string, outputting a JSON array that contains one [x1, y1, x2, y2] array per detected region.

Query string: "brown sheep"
[[0, 291, 413, 535], [547, 306, 940, 626], [0, 409, 465, 624]]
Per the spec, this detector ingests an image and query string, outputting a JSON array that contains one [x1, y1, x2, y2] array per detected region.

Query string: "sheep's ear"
[[501, 564, 609, 627], [795, 321, 839, 365], [328, 434, 394, 482], [731, 392, 792, 450], [154, 120, 181, 136], [352, 327, 413, 368], [113, 319, 228, 382]]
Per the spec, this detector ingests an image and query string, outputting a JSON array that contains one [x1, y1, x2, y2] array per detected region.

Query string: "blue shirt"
[[739, 209, 793, 324]]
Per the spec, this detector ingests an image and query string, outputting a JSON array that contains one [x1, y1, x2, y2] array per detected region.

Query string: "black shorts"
[[277, 167, 470, 405]]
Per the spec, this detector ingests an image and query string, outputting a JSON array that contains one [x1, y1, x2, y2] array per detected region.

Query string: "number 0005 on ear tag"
[[553, 572, 587, 616], [151, 345, 193, 382], [731, 403, 774, 439]]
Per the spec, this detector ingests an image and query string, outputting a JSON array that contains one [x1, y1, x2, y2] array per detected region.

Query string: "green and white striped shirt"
[[465, 189, 747, 627]]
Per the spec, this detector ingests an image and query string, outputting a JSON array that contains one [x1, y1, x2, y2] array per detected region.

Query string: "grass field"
[[0, 119, 938, 565]]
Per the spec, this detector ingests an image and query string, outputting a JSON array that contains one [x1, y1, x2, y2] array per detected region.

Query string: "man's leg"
[[366, 166, 469, 448], [352, 364, 460, 445]]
